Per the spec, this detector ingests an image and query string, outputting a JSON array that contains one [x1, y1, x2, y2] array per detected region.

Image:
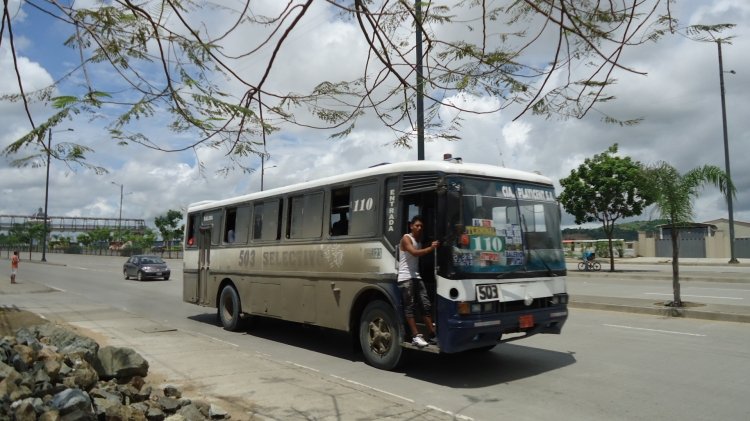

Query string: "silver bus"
[[183, 160, 568, 370]]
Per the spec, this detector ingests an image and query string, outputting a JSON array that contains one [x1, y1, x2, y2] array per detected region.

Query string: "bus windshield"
[[447, 177, 565, 276]]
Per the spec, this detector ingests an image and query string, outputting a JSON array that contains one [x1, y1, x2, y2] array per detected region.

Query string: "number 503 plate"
[[476, 284, 502, 302]]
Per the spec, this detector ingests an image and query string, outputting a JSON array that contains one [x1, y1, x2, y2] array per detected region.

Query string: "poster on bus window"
[[452, 218, 525, 272]]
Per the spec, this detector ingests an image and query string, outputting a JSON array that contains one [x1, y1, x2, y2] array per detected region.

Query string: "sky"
[[1, 0, 749, 236]]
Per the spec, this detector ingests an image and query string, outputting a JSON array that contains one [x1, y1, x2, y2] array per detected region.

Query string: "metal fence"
[[1, 245, 182, 260], [736, 238, 750, 258], [655, 235, 707, 258], [655, 235, 750, 259]]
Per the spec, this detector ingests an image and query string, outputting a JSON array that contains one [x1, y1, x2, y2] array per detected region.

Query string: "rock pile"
[[1, 323, 230, 420]]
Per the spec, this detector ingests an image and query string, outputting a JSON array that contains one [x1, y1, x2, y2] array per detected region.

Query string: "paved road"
[[564, 259, 750, 323], [2, 253, 749, 420]]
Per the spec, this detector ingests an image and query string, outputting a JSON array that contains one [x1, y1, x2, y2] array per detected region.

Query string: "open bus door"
[[400, 191, 438, 320], [198, 225, 212, 305]]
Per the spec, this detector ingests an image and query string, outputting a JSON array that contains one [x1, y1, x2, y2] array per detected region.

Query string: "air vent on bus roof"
[[401, 173, 440, 193]]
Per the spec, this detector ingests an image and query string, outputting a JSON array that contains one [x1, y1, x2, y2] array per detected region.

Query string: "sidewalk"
[[568, 295, 750, 324], [567, 256, 750, 266], [0, 276, 458, 421]]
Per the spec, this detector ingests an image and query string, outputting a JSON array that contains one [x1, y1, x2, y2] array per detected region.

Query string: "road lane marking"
[[644, 292, 743, 300], [190, 331, 240, 347], [426, 405, 475, 420], [330, 374, 414, 403], [687, 287, 750, 292], [604, 324, 706, 337], [287, 362, 320, 372]]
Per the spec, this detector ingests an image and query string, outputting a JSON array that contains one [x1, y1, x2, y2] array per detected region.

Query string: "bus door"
[[400, 191, 438, 303], [198, 225, 212, 305]]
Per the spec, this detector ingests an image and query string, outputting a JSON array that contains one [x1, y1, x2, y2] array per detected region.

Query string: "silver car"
[[123, 255, 171, 281]]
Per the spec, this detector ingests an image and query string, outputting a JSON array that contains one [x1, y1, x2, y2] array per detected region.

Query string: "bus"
[[183, 160, 568, 370]]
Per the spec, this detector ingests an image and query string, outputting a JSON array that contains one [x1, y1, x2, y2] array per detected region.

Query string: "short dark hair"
[[410, 215, 424, 224]]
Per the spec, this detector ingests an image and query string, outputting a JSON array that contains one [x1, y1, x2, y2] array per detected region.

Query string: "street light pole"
[[260, 158, 277, 191], [261, 154, 265, 191], [41, 128, 73, 262], [112, 182, 123, 243], [415, 0, 425, 160], [41, 129, 52, 262], [717, 39, 739, 264]]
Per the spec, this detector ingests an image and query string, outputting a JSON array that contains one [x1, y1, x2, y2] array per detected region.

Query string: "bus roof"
[[187, 160, 554, 212]]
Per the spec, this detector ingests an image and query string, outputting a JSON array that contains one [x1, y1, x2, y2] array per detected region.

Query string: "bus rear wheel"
[[218, 285, 244, 331], [359, 300, 405, 370]]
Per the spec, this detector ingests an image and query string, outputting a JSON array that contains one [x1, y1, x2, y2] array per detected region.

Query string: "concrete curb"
[[567, 270, 749, 284], [569, 296, 750, 324], [565, 258, 750, 267]]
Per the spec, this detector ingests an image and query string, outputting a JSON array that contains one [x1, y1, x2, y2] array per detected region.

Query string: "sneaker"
[[411, 334, 428, 348], [427, 335, 438, 346]]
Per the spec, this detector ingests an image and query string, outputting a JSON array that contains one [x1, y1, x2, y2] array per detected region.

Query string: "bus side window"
[[204, 210, 223, 245], [186, 213, 200, 247], [289, 192, 324, 239], [253, 203, 263, 240], [223, 205, 251, 244], [349, 183, 378, 236], [234, 205, 252, 244], [330, 187, 350, 236], [254, 199, 282, 241], [224, 208, 237, 243]]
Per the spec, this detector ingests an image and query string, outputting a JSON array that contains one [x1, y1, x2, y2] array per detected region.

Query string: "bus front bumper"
[[436, 302, 568, 354]]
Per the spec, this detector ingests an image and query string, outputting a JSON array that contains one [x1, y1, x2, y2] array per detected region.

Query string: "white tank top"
[[398, 234, 421, 282]]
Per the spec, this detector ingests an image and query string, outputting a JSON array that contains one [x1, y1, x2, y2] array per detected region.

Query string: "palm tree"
[[647, 162, 735, 307]]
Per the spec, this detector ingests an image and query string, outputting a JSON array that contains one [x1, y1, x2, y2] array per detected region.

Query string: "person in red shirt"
[[10, 250, 20, 284]]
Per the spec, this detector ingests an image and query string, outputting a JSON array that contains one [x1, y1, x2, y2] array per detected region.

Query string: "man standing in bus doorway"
[[10, 251, 20, 284], [398, 215, 439, 347]]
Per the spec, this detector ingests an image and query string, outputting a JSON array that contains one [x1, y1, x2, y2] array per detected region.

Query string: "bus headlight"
[[551, 293, 569, 305], [458, 301, 496, 315]]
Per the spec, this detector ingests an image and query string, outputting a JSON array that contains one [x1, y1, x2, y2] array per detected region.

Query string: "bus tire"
[[218, 285, 243, 331], [359, 300, 405, 370]]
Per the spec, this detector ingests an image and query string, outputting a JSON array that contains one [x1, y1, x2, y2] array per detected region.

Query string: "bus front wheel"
[[218, 285, 243, 331], [359, 300, 405, 370]]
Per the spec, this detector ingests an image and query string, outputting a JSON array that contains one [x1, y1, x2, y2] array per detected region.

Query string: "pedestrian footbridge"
[[0, 214, 146, 234]]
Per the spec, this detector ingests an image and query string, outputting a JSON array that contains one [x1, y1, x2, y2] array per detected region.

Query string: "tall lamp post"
[[716, 39, 739, 264], [415, 0, 425, 160], [41, 128, 73, 262], [111, 182, 124, 243], [260, 156, 277, 191]]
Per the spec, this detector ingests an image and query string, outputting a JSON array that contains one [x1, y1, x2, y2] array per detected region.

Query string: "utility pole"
[[415, 0, 425, 160], [41, 128, 73, 262], [717, 39, 738, 264], [261, 154, 266, 191], [112, 182, 124, 243], [41, 129, 52, 262]]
